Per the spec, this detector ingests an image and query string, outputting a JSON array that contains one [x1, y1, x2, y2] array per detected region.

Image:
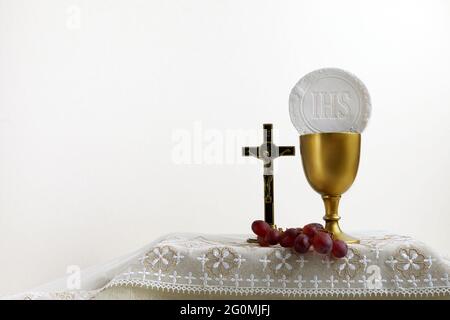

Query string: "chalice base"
[[324, 220, 360, 244]]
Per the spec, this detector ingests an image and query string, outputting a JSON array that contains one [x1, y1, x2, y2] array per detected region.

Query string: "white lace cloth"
[[4, 232, 450, 299]]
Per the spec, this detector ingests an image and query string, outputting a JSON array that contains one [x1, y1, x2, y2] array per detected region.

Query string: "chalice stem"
[[322, 195, 359, 244], [322, 195, 342, 233]]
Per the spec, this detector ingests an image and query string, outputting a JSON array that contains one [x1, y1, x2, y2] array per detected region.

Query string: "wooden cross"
[[242, 124, 295, 226]]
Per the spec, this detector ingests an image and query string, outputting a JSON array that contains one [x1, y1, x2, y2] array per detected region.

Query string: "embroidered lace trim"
[[105, 279, 450, 298]]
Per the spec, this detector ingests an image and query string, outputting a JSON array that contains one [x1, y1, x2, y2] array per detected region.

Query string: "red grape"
[[284, 228, 299, 238], [257, 236, 269, 247], [251, 220, 271, 237], [294, 234, 311, 253], [312, 231, 333, 254], [332, 240, 348, 258], [279, 232, 296, 248], [302, 223, 324, 238], [310, 223, 324, 230], [264, 229, 281, 245]]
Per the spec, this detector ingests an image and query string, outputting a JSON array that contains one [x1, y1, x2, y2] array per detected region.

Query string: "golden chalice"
[[300, 132, 361, 244]]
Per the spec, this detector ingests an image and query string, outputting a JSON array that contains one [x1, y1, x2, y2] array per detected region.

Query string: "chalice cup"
[[300, 132, 361, 244]]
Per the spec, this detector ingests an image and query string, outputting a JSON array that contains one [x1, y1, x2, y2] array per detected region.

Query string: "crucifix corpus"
[[242, 124, 295, 236]]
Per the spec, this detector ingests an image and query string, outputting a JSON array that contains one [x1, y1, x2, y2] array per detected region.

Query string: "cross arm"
[[242, 146, 259, 158], [278, 146, 295, 156]]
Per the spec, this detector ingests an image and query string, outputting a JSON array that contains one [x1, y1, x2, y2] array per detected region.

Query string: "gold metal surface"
[[300, 132, 361, 244]]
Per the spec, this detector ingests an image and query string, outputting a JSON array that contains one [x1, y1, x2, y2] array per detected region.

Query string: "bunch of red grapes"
[[251, 220, 348, 258]]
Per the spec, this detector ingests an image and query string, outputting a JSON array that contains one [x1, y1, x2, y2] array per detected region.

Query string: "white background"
[[0, 0, 449, 296]]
